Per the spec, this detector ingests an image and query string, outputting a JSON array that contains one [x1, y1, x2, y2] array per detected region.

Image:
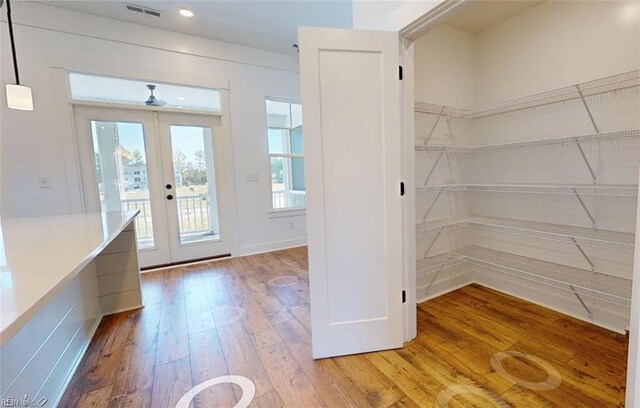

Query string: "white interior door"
[[298, 27, 404, 358]]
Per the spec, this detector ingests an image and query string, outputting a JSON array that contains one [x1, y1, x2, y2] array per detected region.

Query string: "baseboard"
[[473, 269, 629, 334], [416, 268, 474, 303], [414, 268, 629, 334], [235, 238, 307, 257], [102, 304, 144, 316], [417, 279, 473, 304]]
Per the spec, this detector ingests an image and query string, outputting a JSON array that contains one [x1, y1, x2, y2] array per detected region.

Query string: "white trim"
[[399, 0, 467, 42], [48, 315, 101, 408], [69, 100, 224, 117], [265, 97, 306, 212], [397, 2, 472, 345], [401, 41, 417, 343], [268, 208, 306, 218], [626, 164, 640, 405], [236, 238, 307, 257]]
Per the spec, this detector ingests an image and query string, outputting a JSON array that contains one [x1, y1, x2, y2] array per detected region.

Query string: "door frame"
[[397, 1, 640, 403], [52, 68, 239, 260], [397, 0, 469, 343]]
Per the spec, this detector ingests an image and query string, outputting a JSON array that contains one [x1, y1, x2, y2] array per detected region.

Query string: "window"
[[266, 99, 305, 210], [68, 72, 221, 112]]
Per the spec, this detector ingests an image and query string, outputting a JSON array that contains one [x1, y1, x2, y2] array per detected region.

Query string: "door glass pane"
[[91, 121, 155, 249], [170, 125, 220, 244]]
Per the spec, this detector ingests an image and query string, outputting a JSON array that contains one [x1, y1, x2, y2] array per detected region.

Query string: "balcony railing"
[[272, 190, 306, 209], [117, 194, 217, 246]]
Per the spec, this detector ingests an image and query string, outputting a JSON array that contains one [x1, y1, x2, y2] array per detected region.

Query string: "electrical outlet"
[[38, 177, 50, 188]]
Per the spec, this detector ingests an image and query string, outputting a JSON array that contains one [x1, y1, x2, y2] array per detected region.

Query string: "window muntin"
[[266, 99, 305, 210]]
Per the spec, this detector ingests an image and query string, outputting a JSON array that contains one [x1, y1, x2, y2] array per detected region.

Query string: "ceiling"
[[44, 1, 353, 55], [444, 0, 546, 34]]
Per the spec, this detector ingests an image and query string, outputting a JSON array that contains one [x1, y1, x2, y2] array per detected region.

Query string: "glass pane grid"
[[266, 100, 305, 210]]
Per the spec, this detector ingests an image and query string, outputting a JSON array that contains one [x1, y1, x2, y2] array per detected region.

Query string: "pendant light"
[[4, 0, 33, 111]]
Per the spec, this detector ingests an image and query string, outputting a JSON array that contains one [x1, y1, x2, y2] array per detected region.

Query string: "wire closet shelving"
[[414, 69, 640, 318]]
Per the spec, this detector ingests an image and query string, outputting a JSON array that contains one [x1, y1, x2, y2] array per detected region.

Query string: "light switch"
[[246, 173, 259, 182]]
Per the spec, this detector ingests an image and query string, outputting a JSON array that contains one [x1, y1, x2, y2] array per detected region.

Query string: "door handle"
[[166, 194, 174, 200], [165, 184, 172, 189]]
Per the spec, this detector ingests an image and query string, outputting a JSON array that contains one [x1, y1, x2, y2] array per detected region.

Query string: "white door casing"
[[298, 27, 404, 359], [626, 164, 640, 406]]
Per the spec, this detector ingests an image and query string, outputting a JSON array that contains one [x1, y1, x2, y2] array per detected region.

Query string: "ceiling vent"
[[124, 4, 161, 17]]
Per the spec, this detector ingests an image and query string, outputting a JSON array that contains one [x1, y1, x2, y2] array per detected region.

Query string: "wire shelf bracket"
[[422, 187, 444, 223], [425, 265, 445, 297], [424, 227, 444, 258], [424, 151, 445, 186], [570, 237, 596, 272], [572, 188, 597, 227], [570, 284, 594, 319], [424, 106, 445, 145], [575, 84, 601, 183]]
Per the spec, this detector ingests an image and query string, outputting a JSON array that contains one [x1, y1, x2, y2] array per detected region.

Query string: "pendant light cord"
[[6, 0, 20, 85]]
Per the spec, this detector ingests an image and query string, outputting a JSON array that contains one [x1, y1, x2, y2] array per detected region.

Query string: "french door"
[[74, 106, 231, 267]]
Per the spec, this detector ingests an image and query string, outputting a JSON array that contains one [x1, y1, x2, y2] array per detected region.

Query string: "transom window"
[[266, 99, 305, 210]]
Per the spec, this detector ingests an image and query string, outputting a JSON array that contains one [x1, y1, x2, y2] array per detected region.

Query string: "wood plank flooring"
[[60, 247, 628, 407]]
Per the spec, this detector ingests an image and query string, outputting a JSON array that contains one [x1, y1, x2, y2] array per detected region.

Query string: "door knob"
[[167, 194, 174, 200], [165, 184, 172, 189]]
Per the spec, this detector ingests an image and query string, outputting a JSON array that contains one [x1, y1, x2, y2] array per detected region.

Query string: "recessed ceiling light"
[[177, 96, 185, 101], [179, 8, 194, 17]]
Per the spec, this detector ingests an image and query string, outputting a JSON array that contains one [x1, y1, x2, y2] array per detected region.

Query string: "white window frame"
[[266, 97, 306, 214]]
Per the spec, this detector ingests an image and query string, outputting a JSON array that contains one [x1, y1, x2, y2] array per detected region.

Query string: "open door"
[[299, 27, 404, 359]]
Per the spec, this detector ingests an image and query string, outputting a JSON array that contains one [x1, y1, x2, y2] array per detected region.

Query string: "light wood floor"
[[60, 247, 628, 407]]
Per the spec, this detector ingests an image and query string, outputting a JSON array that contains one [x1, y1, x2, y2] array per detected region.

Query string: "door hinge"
[[402, 290, 406, 304], [399, 65, 403, 80], [400, 181, 405, 196]]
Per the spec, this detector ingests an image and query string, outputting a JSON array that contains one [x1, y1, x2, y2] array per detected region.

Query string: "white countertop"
[[0, 210, 139, 346]]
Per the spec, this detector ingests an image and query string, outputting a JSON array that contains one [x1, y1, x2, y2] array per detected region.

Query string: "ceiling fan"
[[145, 84, 166, 106]]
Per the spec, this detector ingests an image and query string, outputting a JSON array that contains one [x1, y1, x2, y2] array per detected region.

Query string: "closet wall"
[[414, 1, 640, 332]]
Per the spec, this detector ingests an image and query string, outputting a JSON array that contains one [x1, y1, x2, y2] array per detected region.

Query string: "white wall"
[[0, 3, 307, 255], [474, 0, 640, 105], [413, 24, 475, 108], [352, 0, 440, 31]]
